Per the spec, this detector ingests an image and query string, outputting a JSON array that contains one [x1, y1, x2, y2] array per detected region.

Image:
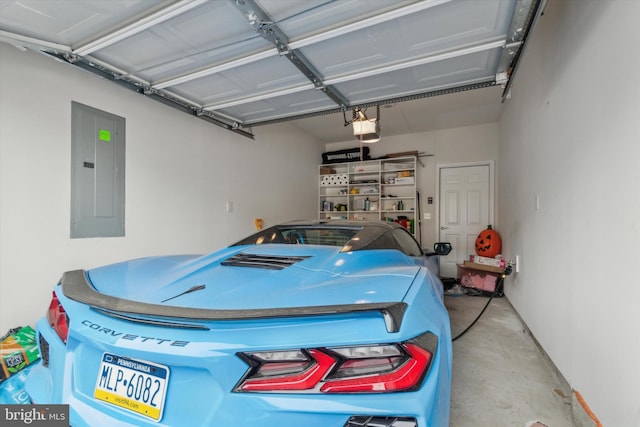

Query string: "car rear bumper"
[[27, 317, 450, 427]]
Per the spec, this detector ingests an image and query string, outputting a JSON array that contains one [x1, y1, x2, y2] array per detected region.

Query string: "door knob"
[[440, 226, 449, 230]]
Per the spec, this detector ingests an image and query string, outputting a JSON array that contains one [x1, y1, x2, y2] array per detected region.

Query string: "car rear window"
[[232, 226, 360, 248]]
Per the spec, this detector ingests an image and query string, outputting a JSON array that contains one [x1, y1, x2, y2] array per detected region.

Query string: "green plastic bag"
[[0, 326, 40, 381]]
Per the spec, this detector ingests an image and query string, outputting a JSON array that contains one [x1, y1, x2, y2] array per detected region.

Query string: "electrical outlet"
[[424, 213, 431, 220], [226, 201, 234, 213]]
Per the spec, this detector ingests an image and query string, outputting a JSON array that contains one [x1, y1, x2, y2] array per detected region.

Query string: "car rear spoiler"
[[61, 270, 408, 333]]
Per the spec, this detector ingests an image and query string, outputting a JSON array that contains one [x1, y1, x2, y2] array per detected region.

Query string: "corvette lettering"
[[81, 320, 189, 346]]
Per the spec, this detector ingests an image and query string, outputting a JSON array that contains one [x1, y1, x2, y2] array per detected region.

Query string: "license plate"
[[94, 353, 170, 421]]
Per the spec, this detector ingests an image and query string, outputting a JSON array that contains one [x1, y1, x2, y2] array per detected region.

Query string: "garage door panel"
[[334, 48, 501, 105], [169, 56, 310, 107], [0, 0, 167, 46], [91, 1, 270, 83], [219, 90, 337, 122], [298, 0, 513, 78]]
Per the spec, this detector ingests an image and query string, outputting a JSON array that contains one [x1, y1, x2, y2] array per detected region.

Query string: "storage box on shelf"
[[318, 156, 418, 235], [319, 166, 336, 175]]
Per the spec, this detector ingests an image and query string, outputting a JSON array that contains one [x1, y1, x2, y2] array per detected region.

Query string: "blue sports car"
[[27, 220, 452, 426]]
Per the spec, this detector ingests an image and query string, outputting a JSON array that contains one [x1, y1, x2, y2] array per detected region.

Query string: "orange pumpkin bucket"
[[474, 225, 502, 258]]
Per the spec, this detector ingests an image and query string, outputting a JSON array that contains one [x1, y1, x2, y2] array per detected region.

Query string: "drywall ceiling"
[[0, 0, 540, 139]]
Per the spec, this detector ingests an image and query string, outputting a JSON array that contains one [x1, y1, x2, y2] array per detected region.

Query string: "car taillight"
[[235, 332, 437, 394], [47, 292, 69, 344], [320, 343, 431, 393], [237, 349, 335, 391]]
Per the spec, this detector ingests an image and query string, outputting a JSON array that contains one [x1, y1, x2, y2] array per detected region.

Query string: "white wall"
[[0, 43, 323, 332], [499, 1, 640, 425], [325, 123, 500, 249]]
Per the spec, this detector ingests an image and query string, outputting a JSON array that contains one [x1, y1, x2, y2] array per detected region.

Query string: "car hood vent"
[[221, 253, 311, 270]]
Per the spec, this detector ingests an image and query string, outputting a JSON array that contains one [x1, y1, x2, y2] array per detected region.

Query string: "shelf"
[[381, 183, 415, 186], [319, 156, 418, 236]]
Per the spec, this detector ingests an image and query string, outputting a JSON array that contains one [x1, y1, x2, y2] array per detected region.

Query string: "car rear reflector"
[[47, 291, 69, 344]]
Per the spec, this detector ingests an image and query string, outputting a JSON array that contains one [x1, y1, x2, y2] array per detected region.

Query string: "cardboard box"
[[470, 255, 506, 269], [384, 151, 419, 158], [462, 260, 504, 274], [459, 269, 499, 292], [395, 177, 415, 184], [352, 164, 378, 173], [457, 263, 503, 293], [383, 162, 413, 170], [320, 166, 336, 175]]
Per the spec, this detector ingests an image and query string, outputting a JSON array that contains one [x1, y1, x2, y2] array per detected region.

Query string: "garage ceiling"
[[0, 0, 541, 139]]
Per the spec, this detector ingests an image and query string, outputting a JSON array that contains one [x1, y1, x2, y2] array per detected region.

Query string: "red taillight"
[[320, 344, 431, 393], [47, 292, 69, 343], [239, 349, 335, 391], [236, 334, 436, 394]]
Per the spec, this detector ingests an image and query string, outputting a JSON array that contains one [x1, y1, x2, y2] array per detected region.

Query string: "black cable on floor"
[[451, 265, 512, 341]]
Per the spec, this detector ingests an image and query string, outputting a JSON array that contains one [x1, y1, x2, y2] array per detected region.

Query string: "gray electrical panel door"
[[71, 102, 125, 238]]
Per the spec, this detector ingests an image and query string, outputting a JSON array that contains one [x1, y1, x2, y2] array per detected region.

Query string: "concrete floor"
[[445, 294, 574, 427]]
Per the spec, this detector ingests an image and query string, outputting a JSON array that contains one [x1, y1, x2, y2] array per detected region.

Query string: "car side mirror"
[[433, 242, 452, 256]]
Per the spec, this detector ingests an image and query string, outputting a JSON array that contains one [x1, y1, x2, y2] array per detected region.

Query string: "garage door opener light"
[[351, 106, 380, 143]]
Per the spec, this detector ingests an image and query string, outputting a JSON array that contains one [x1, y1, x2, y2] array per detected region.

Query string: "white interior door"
[[438, 164, 493, 278]]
